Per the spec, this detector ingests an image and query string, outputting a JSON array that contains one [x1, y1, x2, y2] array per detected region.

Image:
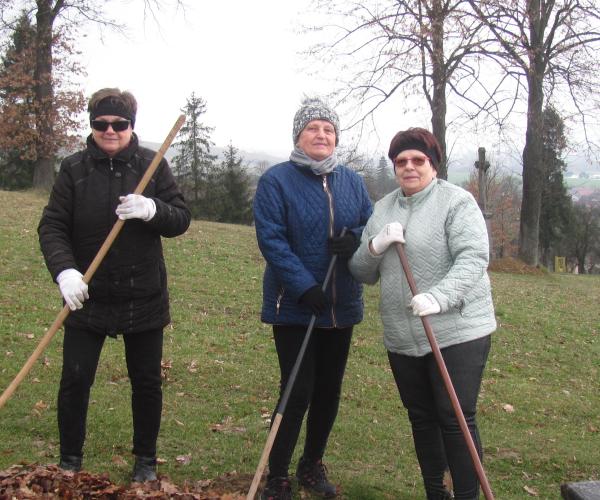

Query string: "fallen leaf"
[[111, 455, 128, 467], [175, 454, 192, 465], [524, 485, 539, 496], [210, 416, 247, 434], [161, 359, 173, 380], [160, 478, 179, 494], [502, 403, 515, 413], [34, 400, 48, 411]]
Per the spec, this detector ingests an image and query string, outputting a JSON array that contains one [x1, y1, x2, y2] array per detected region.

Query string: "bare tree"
[[305, 0, 492, 179], [0, 11, 84, 189], [467, 0, 600, 265], [464, 166, 521, 259], [569, 203, 600, 274], [0, 0, 185, 190]]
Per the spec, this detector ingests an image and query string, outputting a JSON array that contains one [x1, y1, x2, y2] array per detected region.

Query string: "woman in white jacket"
[[349, 128, 496, 500]]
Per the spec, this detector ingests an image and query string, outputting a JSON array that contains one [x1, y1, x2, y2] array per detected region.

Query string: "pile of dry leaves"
[[488, 257, 546, 275], [0, 464, 251, 499]]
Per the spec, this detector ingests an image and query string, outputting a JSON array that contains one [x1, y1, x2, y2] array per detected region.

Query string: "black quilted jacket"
[[38, 133, 191, 336]]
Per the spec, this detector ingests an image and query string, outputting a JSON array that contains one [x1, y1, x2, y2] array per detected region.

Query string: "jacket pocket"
[[115, 259, 162, 300]]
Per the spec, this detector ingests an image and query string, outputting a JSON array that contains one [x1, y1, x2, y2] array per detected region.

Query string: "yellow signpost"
[[555, 256, 566, 273]]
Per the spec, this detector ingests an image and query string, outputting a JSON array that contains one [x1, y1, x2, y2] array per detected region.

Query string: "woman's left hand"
[[116, 194, 156, 221], [328, 233, 359, 258], [410, 293, 441, 316]]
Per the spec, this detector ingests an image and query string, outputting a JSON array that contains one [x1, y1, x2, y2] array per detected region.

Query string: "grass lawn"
[[0, 189, 598, 499]]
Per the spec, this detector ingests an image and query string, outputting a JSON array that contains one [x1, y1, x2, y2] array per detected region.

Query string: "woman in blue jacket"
[[253, 97, 372, 500]]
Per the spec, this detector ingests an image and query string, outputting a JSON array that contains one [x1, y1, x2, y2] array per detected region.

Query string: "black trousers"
[[267, 324, 353, 479], [388, 335, 491, 500], [58, 326, 163, 458]]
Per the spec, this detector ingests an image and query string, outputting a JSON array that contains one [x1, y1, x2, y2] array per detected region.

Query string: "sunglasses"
[[394, 156, 429, 168], [91, 120, 131, 132]]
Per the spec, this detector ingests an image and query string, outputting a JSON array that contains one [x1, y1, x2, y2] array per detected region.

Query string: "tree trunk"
[[429, 0, 448, 180], [518, 0, 552, 266], [518, 59, 545, 265], [32, 0, 57, 190], [577, 254, 587, 274]]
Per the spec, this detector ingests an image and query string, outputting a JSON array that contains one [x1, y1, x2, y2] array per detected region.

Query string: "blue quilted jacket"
[[254, 161, 373, 328]]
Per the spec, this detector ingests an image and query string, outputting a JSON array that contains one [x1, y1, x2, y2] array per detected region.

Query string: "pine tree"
[[215, 143, 253, 225], [375, 155, 397, 200], [171, 93, 217, 218], [538, 105, 573, 268]]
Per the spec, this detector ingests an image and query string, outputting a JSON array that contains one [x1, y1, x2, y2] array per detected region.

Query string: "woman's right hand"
[[299, 285, 329, 316], [370, 222, 405, 255], [57, 268, 89, 310]]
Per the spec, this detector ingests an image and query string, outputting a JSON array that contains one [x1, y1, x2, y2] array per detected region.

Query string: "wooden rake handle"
[[0, 114, 185, 410], [395, 242, 494, 500]]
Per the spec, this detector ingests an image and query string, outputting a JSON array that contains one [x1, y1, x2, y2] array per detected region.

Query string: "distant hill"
[[138, 140, 286, 169], [64, 137, 599, 181]]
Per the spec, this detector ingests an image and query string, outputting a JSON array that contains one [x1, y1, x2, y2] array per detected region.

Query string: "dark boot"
[[296, 456, 337, 498], [260, 476, 292, 500], [131, 455, 157, 482], [58, 454, 82, 472]]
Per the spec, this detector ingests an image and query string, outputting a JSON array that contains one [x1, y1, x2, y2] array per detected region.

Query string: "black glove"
[[299, 285, 329, 316], [328, 232, 359, 258]]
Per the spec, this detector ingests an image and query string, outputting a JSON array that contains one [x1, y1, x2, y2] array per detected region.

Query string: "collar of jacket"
[[396, 177, 438, 208], [290, 160, 340, 178], [86, 132, 139, 163]]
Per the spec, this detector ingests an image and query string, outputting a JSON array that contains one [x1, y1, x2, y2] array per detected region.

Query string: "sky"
[[78, 0, 342, 160], [73, 1, 599, 171]]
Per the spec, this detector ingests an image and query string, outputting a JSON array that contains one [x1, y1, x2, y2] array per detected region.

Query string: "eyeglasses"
[[91, 120, 131, 132], [394, 156, 429, 168]]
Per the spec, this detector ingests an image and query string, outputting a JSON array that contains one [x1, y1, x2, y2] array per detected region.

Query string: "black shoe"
[[260, 476, 292, 500], [58, 454, 82, 472], [296, 456, 337, 498], [131, 455, 157, 482]]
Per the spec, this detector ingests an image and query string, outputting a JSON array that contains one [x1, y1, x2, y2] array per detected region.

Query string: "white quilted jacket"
[[349, 179, 496, 356]]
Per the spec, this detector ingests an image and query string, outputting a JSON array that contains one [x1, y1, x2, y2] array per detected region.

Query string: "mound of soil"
[[0, 464, 251, 499], [489, 257, 546, 275]]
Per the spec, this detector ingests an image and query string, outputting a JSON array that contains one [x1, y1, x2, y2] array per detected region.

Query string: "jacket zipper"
[[276, 287, 284, 316], [403, 197, 419, 345], [322, 175, 337, 327], [109, 157, 115, 226], [108, 157, 116, 335]]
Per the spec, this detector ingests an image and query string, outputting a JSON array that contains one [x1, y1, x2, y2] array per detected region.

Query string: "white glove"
[[370, 222, 405, 255], [116, 194, 156, 221], [57, 269, 89, 311], [410, 293, 441, 317]]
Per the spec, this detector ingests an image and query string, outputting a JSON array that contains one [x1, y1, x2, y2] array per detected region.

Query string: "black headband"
[[389, 139, 440, 170], [90, 98, 135, 128]]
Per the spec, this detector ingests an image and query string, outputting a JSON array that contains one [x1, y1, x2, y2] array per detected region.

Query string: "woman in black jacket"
[[38, 88, 191, 482]]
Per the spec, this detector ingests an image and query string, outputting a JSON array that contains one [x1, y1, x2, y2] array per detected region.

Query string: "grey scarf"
[[289, 146, 338, 175]]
